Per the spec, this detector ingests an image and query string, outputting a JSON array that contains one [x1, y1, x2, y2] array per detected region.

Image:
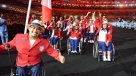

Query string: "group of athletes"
[[0, 11, 114, 76], [33, 11, 113, 61]]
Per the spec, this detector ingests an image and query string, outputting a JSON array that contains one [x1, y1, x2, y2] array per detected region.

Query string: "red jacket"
[[81, 18, 88, 29], [69, 29, 82, 39], [47, 22, 56, 30], [52, 29, 62, 38], [96, 24, 113, 42], [0, 34, 60, 67], [94, 17, 103, 29]]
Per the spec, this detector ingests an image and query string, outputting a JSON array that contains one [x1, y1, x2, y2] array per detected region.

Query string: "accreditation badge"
[[39, 46, 44, 52]]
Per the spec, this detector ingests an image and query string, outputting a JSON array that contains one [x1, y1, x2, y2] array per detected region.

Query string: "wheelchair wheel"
[[56, 42, 60, 52], [10, 63, 46, 76], [40, 63, 46, 76], [97, 50, 103, 61], [56, 40, 62, 52], [93, 42, 115, 61], [78, 40, 83, 54], [10, 69, 16, 76], [93, 42, 103, 61], [93, 42, 99, 58], [67, 39, 71, 55], [111, 43, 115, 61]]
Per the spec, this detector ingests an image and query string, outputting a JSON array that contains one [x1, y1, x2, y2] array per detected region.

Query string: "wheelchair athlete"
[[50, 24, 62, 50], [67, 22, 82, 53], [0, 20, 65, 76], [95, 21, 113, 61]]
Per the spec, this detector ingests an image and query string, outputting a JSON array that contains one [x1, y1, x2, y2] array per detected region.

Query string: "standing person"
[[0, 13, 8, 44], [63, 15, 68, 31], [87, 18, 95, 43], [94, 12, 103, 29], [47, 19, 56, 37], [0, 20, 65, 76], [80, 12, 90, 42]]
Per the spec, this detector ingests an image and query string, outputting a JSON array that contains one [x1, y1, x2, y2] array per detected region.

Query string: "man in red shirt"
[[0, 20, 65, 76]]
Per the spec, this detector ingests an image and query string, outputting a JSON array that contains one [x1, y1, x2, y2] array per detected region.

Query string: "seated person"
[[50, 24, 62, 49], [67, 22, 82, 53], [0, 20, 65, 76], [96, 21, 113, 61]]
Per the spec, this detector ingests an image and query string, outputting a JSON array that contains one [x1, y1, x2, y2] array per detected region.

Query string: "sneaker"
[[71, 50, 75, 53], [84, 38, 87, 42], [73, 51, 77, 53], [107, 56, 111, 61], [103, 56, 107, 61], [89, 40, 94, 43], [88, 40, 91, 43], [84, 39, 86, 42], [91, 40, 94, 43], [63, 29, 66, 31]]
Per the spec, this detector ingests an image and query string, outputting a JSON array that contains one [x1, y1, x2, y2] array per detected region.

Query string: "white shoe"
[[71, 50, 77, 53], [91, 40, 94, 43], [88, 40, 91, 43], [103, 56, 107, 61], [84, 38, 87, 42], [73, 51, 77, 53], [90, 40, 93, 43], [84, 39, 86, 42], [107, 56, 111, 61], [63, 29, 66, 31], [71, 51, 74, 53]]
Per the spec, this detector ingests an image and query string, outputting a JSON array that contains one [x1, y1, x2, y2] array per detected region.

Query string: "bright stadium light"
[[1, 4, 7, 8], [119, 4, 123, 7]]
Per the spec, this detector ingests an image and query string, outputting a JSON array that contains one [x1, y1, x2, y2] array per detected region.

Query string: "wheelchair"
[[67, 38, 83, 55], [6, 45, 46, 76], [10, 62, 46, 76], [55, 39, 62, 52], [93, 41, 115, 61]]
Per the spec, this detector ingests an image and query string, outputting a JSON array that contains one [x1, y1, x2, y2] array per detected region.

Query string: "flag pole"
[[24, 0, 32, 34]]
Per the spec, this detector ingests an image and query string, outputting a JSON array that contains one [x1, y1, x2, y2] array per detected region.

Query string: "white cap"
[[103, 21, 108, 24], [32, 19, 41, 26]]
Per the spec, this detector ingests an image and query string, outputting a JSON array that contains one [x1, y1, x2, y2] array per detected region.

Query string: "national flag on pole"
[[41, 0, 52, 24]]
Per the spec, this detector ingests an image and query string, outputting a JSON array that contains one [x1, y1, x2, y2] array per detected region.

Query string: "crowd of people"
[[0, 1, 135, 76], [110, 18, 136, 30], [0, 11, 114, 58], [0, 9, 135, 75], [0, 10, 26, 25], [26, 12, 113, 61]]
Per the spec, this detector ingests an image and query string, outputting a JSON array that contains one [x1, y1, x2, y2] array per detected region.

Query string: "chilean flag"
[[41, 0, 52, 24]]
